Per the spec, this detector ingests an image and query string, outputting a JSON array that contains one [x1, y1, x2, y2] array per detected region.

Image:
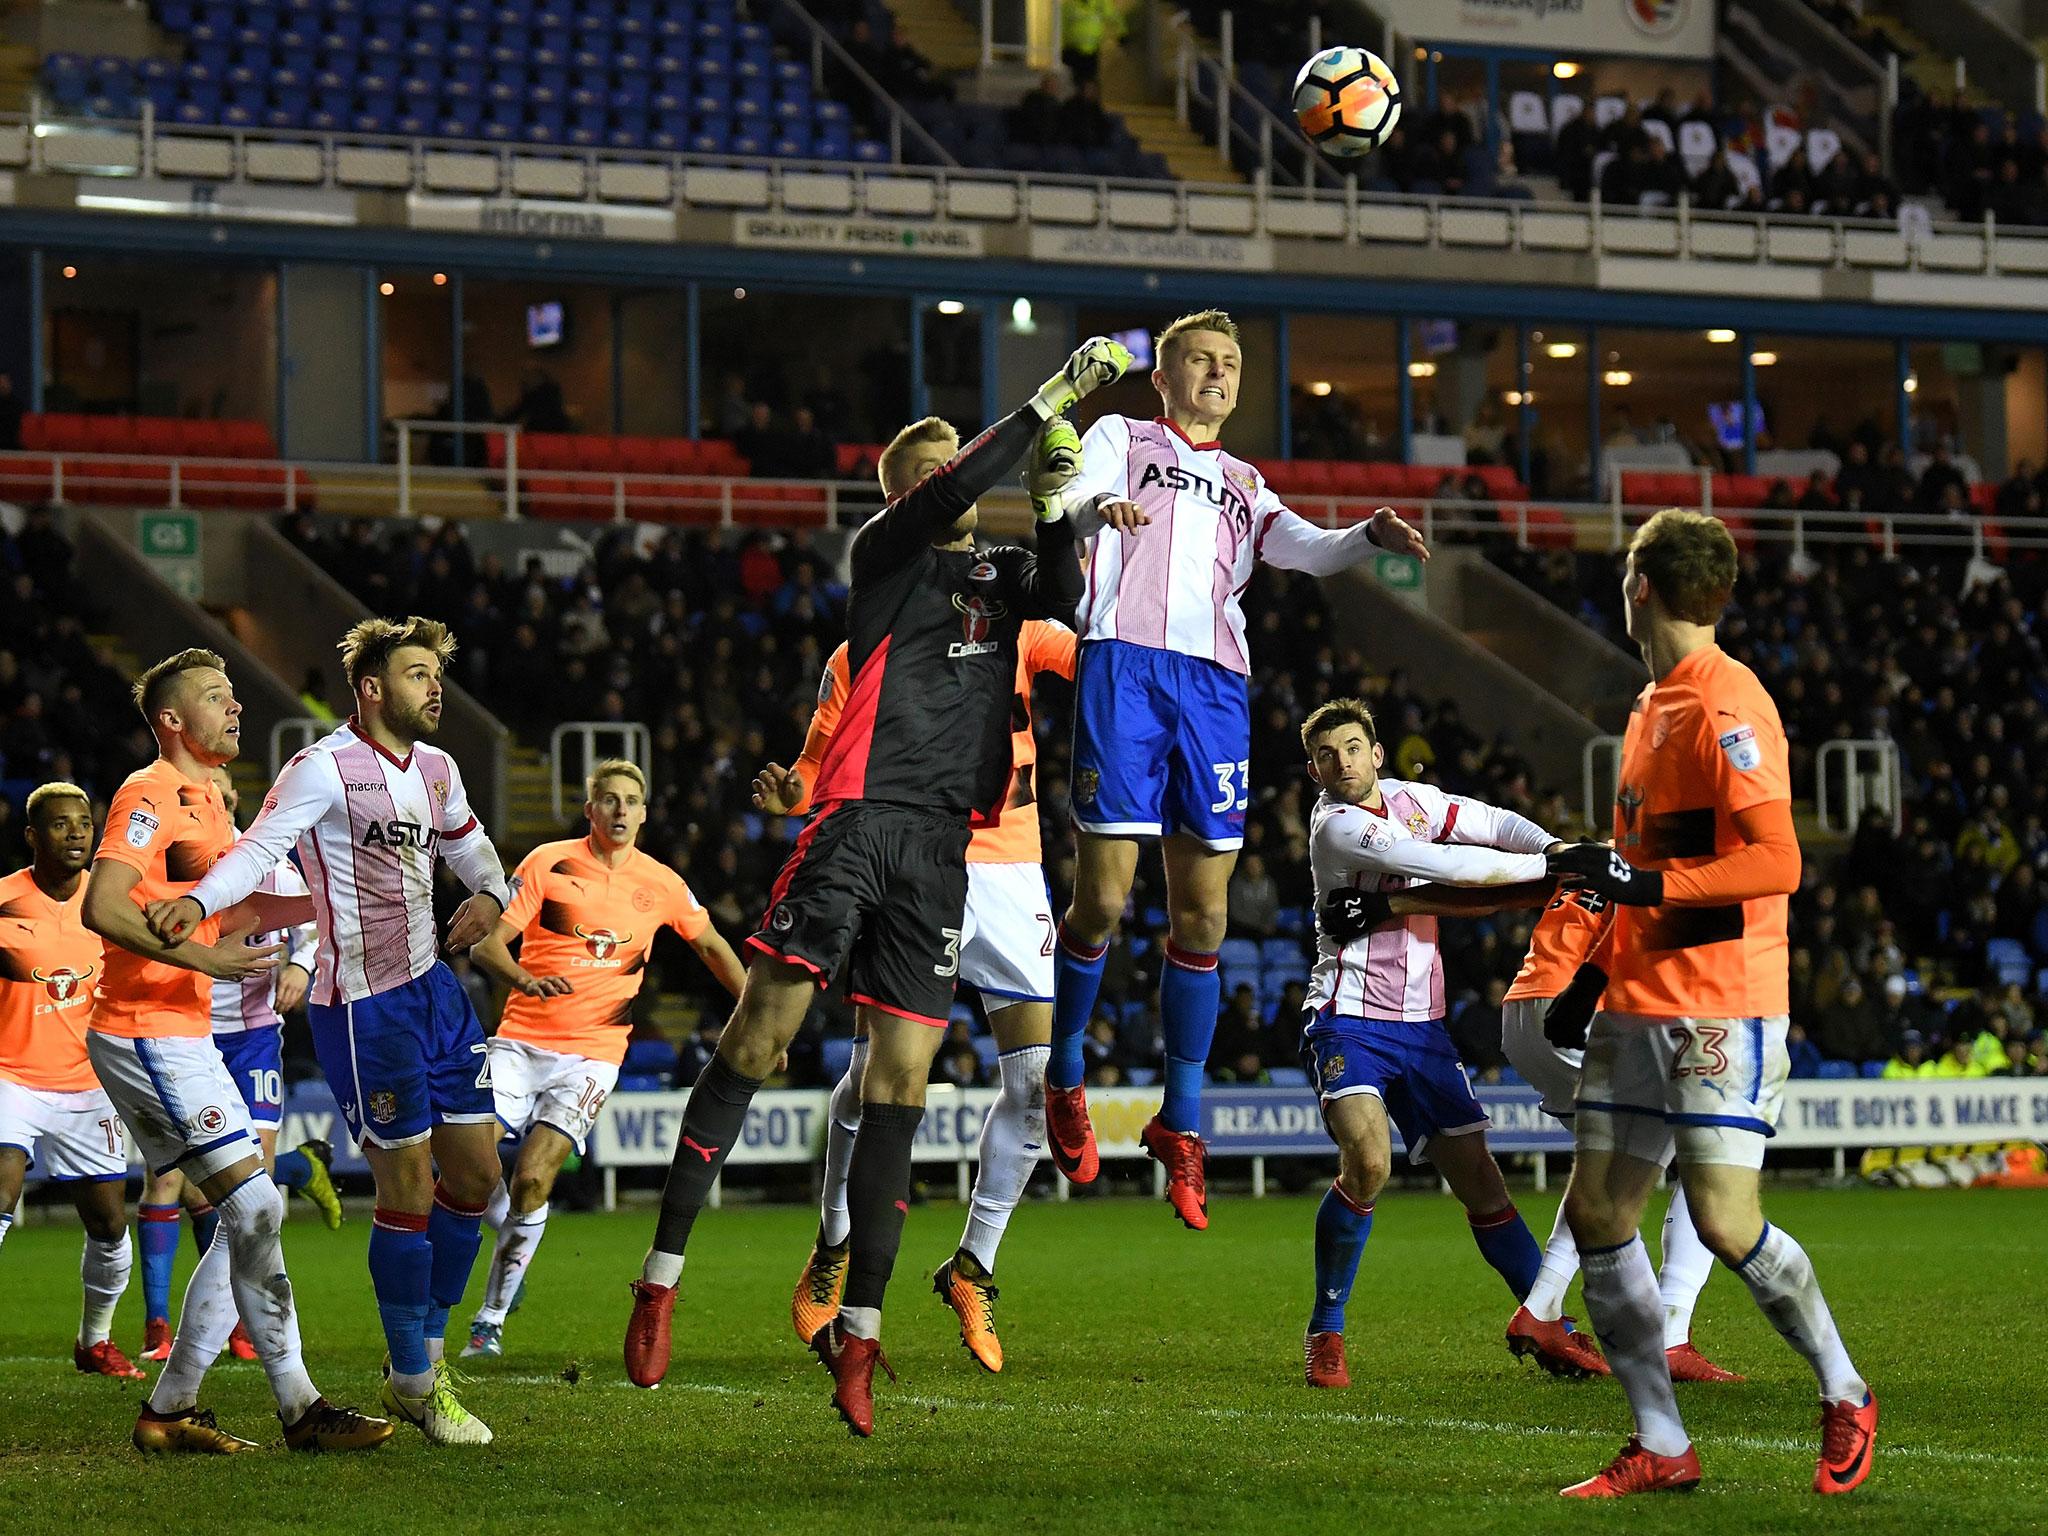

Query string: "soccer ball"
[[1292, 46, 1402, 158]]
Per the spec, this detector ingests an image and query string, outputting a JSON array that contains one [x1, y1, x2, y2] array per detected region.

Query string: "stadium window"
[[40, 256, 276, 429], [1904, 341, 2035, 482], [1753, 336, 1899, 484], [1283, 313, 1397, 464], [698, 290, 912, 447], [1523, 324, 1592, 499], [1596, 328, 1742, 480], [378, 268, 452, 462], [461, 280, 615, 442]]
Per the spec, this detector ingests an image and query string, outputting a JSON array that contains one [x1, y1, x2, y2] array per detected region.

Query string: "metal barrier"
[[549, 720, 653, 820], [393, 420, 520, 520], [268, 716, 334, 779], [1582, 733, 1624, 832], [1816, 738, 1904, 837]]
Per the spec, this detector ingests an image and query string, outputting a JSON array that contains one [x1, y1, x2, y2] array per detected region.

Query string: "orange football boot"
[[1561, 1437, 1702, 1498], [1140, 1115, 1208, 1230], [1814, 1393, 1878, 1495], [791, 1240, 848, 1345], [1506, 1306, 1610, 1378]]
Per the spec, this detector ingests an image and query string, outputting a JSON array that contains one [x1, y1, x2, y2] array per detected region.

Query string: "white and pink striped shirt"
[[210, 853, 319, 1034], [1067, 414, 1381, 675], [186, 720, 512, 1007], [1307, 780, 1555, 1022]]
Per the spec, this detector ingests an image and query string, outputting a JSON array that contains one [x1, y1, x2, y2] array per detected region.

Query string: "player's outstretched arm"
[[1382, 877, 1556, 917], [470, 917, 572, 999], [1550, 801, 1800, 908], [85, 860, 285, 980], [1435, 793, 1561, 856], [1256, 501, 1430, 576], [159, 754, 337, 941]]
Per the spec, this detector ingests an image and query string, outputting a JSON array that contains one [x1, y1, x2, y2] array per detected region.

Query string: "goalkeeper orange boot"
[[791, 1238, 848, 1345], [933, 1252, 1002, 1372]]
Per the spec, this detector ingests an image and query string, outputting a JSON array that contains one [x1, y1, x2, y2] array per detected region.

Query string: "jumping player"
[[1040, 309, 1430, 1228], [763, 608, 1076, 1374], [1545, 510, 1875, 1497], [460, 757, 744, 1358], [1294, 699, 1585, 1390], [1499, 889, 1736, 1383], [623, 337, 1124, 1437], [0, 782, 145, 1381], [85, 647, 389, 1453], [149, 619, 513, 1446]]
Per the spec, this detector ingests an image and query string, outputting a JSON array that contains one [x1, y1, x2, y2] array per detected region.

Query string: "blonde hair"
[[1300, 697, 1379, 755], [877, 416, 960, 499], [25, 780, 90, 826], [338, 616, 457, 693], [132, 647, 226, 727], [1630, 509, 1738, 625], [586, 758, 647, 800], [1156, 309, 1240, 370]]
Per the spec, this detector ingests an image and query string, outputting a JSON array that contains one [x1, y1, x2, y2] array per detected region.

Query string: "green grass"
[[1, 1185, 2043, 1534]]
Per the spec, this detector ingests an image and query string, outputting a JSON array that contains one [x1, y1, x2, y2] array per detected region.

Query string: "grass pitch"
[[1, 1184, 2043, 1534]]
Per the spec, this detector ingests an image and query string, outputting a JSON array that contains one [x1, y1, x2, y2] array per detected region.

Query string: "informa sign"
[[731, 213, 985, 256], [1398, 0, 1717, 60], [407, 194, 677, 242], [1028, 226, 1274, 271]]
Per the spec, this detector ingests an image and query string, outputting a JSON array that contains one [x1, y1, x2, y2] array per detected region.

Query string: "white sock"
[[1522, 1202, 1579, 1323], [476, 1203, 548, 1326], [148, 1224, 237, 1414], [425, 1336, 445, 1365], [483, 1181, 511, 1232], [1732, 1223, 1867, 1403], [1657, 1183, 1718, 1348], [1579, 1236, 1690, 1458], [819, 1037, 867, 1249], [960, 1044, 1048, 1272], [79, 1232, 132, 1347], [215, 1174, 321, 1422], [0, 1211, 14, 1246], [642, 1249, 684, 1288], [839, 1304, 880, 1340]]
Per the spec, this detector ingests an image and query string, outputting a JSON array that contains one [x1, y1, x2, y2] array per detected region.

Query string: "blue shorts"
[[306, 962, 493, 1150], [1300, 1010, 1490, 1161], [214, 1029, 284, 1128], [1070, 639, 1251, 849]]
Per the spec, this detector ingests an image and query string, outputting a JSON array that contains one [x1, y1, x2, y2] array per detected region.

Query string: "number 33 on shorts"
[[1211, 760, 1251, 814]]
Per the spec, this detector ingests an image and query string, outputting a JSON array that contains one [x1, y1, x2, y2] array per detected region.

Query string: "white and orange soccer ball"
[[1292, 46, 1402, 159]]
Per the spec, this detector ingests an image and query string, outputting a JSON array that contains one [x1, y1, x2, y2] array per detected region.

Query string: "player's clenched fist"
[[1546, 841, 1664, 906], [1026, 417, 1083, 519], [144, 895, 204, 945], [1030, 335, 1133, 419], [752, 761, 804, 816]]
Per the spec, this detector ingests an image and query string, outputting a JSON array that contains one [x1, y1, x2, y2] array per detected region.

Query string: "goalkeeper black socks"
[[651, 1055, 763, 1256], [842, 1101, 925, 1313]]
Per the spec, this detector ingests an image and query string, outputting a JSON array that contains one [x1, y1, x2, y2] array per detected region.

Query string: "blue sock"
[[1310, 1181, 1375, 1334], [1470, 1204, 1543, 1299], [188, 1201, 218, 1254], [424, 1185, 487, 1346], [1048, 924, 1109, 1091], [1159, 942, 1221, 1132], [137, 1204, 181, 1319], [274, 1148, 313, 1192], [369, 1209, 434, 1378]]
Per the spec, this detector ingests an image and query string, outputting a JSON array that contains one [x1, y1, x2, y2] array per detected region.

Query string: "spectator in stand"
[[1413, 127, 1468, 195], [1950, 119, 1998, 221], [1796, 470, 1837, 511], [732, 400, 789, 474], [1063, 78, 1114, 151], [501, 364, 572, 433], [1059, 0, 1125, 88], [1638, 136, 1685, 205], [1813, 149, 1860, 215], [1210, 985, 1275, 1083], [1226, 851, 1280, 939], [1689, 147, 1739, 210], [1598, 101, 1649, 160], [1555, 106, 1597, 201], [1933, 1034, 1987, 1078], [1769, 144, 1816, 210], [785, 406, 837, 480], [1884, 1030, 1932, 1078], [1643, 87, 1681, 133], [1600, 141, 1647, 206], [1916, 441, 1969, 514], [878, 21, 953, 102], [1009, 71, 1064, 147], [1852, 151, 1899, 218]]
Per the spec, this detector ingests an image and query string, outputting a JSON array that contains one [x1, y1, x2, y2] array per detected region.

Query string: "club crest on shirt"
[[1617, 783, 1645, 840], [124, 809, 159, 849], [1224, 464, 1257, 496], [430, 778, 449, 808], [1403, 809, 1430, 838], [368, 1091, 399, 1125], [194, 1105, 227, 1135], [1718, 724, 1762, 772], [1074, 768, 1100, 805], [631, 886, 657, 913], [32, 963, 95, 1003], [969, 560, 998, 582], [770, 904, 795, 933]]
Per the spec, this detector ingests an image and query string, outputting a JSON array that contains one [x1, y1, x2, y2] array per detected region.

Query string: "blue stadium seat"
[[1126, 1067, 1158, 1087], [616, 1072, 666, 1093], [1817, 1060, 1856, 1080], [623, 1037, 678, 1075], [972, 1036, 1000, 1072], [1267, 1066, 1311, 1088], [821, 1036, 854, 1082], [1218, 938, 1261, 970], [1220, 966, 1259, 999]]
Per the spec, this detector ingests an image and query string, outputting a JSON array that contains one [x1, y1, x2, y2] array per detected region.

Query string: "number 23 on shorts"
[[1667, 1022, 1729, 1079]]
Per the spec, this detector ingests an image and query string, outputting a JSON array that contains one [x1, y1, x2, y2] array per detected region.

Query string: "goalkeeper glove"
[[1542, 962, 1608, 1050], [1026, 417, 1083, 521], [1546, 842, 1665, 907], [1319, 887, 1395, 945], [1030, 335, 1133, 420]]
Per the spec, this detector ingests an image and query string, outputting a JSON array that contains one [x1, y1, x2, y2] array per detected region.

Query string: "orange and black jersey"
[[810, 405, 1082, 823]]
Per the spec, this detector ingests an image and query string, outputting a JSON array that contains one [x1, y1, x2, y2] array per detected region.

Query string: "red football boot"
[[226, 1321, 258, 1361], [75, 1338, 147, 1380], [140, 1316, 172, 1362], [809, 1318, 894, 1438], [1140, 1115, 1208, 1230], [1045, 1082, 1099, 1184], [1665, 1338, 1745, 1383], [1303, 1331, 1350, 1389], [1561, 1437, 1703, 1498], [1506, 1306, 1611, 1378], [1814, 1393, 1879, 1496], [623, 1279, 677, 1389]]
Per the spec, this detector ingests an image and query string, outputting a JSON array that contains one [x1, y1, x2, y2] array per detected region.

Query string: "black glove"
[[1542, 962, 1608, 1050], [1546, 842, 1665, 907], [1319, 887, 1395, 945]]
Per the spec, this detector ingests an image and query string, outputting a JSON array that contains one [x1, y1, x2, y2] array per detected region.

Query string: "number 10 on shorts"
[[1211, 760, 1252, 814]]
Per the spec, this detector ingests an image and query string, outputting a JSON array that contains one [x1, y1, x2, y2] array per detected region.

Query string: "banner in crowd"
[[1393, 0, 1717, 60], [35, 1075, 2044, 1185]]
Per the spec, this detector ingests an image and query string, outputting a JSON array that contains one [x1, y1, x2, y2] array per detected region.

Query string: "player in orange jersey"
[[0, 782, 146, 1381], [81, 647, 389, 1456], [461, 757, 744, 1358], [1542, 511, 1874, 1499], [759, 602, 1076, 1375]]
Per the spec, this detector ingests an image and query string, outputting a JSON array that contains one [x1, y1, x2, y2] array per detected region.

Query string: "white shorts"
[[958, 861, 1055, 1007], [85, 1030, 259, 1182], [1499, 996, 1585, 1121], [1576, 1011, 1791, 1170], [488, 1036, 618, 1155], [0, 1076, 129, 1181]]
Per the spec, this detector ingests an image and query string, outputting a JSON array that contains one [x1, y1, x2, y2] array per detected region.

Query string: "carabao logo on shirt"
[[1718, 724, 1762, 772]]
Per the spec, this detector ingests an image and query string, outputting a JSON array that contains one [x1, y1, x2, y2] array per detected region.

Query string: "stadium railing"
[[548, 720, 653, 820], [1586, 733, 1905, 833], [14, 110, 2048, 279]]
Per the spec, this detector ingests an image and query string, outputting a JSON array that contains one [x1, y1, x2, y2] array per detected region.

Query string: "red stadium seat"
[[1523, 506, 1577, 549], [695, 439, 749, 477], [1326, 461, 1375, 496], [1360, 462, 1407, 498], [1467, 464, 1529, 500], [0, 455, 53, 502], [1712, 474, 1772, 509]]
